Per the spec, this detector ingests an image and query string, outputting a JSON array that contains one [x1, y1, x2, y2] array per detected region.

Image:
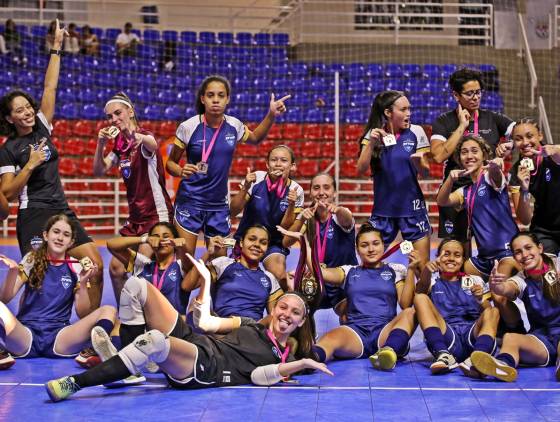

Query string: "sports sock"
[[72, 355, 132, 388], [311, 345, 327, 363], [94, 319, 114, 336], [495, 352, 516, 368], [473, 334, 495, 354], [383, 328, 410, 356], [424, 326, 448, 354]]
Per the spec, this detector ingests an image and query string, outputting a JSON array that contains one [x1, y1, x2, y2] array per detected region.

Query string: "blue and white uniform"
[[509, 258, 560, 366], [173, 115, 249, 237], [127, 251, 187, 314], [210, 256, 283, 321], [455, 172, 519, 274], [428, 273, 493, 361], [337, 263, 407, 357], [15, 253, 81, 358], [235, 171, 304, 258], [362, 125, 431, 244]]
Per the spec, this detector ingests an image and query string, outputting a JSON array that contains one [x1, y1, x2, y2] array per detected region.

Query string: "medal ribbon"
[[440, 271, 466, 279], [315, 214, 332, 263], [465, 171, 484, 230], [526, 263, 549, 277], [266, 329, 290, 364], [201, 116, 224, 164], [463, 111, 478, 136], [266, 175, 287, 198], [152, 265, 170, 291]]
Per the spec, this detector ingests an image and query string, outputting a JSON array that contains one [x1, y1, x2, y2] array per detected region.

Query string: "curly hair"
[[453, 135, 494, 169], [0, 90, 39, 136], [27, 214, 77, 290]]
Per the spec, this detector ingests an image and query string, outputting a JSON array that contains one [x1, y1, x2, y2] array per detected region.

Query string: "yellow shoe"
[[45, 376, 80, 402], [369, 346, 397, 371], [471, 351, 517, 382]]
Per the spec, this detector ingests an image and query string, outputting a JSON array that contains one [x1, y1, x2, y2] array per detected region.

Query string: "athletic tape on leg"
[[119, 276, 148, 325]]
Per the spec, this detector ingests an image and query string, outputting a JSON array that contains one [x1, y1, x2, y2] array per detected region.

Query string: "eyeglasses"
[[460, 89, 483, 99]]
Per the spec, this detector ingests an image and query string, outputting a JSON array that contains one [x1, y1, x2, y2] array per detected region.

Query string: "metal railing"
[[517, 13, 538, 109], [538, 96, 554, 145], [555, 6, 560, 48]]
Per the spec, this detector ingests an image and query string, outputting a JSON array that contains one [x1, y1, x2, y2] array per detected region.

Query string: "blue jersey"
[[459, 173, 518, 258], [339, 263, 407, 327], [362, 124, 430, 217], [429, 273, 486, 325], [510, 259, 560, 336], [128, 252, 187, 314], [16, 253, 79, 325], [235, 171, 304, 245], [174, 115, 248, 210], [210, 257, 282, 321]]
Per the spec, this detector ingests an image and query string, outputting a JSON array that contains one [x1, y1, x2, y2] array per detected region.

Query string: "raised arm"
[[0, 255, 25, 303], [416, 259, 438, 294], [511, 165, 532, 226], [92, 128, 116, 176], [229, 168, 254, 217], [488, 260, 520, 301], [40, 19, 67, 124], [180, 237, 222, 292], [436, 169, 469, 207], [430, 106, 470, 163], [106, 235, 147, 266], [357, 128, 386, 176], [74, 264, 97, 317], [245, 94, 290, 144]]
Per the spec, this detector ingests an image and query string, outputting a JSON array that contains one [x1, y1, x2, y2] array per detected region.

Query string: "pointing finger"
[[270, 93, 275, 102], [278, 94, 291, 102]]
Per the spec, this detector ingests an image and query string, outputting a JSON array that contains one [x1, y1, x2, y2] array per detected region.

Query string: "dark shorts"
[[469, 249, 513, 276], [120, 216, 166, 237], [344, 321, 409, 358], [17, 207, 92, 255], [531, 226, 560, 256], [435, 322, 495, 362], [527, 329, 560, 367], [16, 322, 74, 359], [166, 316, 219, 389], [368, 214, 431, 245], [174, 203, 230, 238], [262, 243, 290, 260], [438, 206, 469, 243]]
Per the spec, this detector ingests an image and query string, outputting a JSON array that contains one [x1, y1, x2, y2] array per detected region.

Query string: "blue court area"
[[1, 245, 559, 421]]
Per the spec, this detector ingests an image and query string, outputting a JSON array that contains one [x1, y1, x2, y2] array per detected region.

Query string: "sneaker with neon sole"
[[45, 376, 81, 402], [470, 351, 517, 382], [369, 346, 397, 371]]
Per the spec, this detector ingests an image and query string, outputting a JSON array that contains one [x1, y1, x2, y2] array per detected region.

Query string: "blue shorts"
[[318, 285, 345, 310], [16, 322, 74, 359], [469, 249, 513, 276], [368, 214, 431, 245], [174, 204, 230, 238], [262, 243, 290, 260], [344, 322, 410, 358], [436, 323, 477, 362], [528, 329, 560, 366]]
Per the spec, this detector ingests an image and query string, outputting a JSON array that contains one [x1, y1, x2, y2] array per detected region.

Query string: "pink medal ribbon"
[[152, 264, 171, 291], [526, 263, 549, 277], [315, 214, 332, 263], [116, 130, 136, 154], [266, 175, 287, 198], [201, 116, 224, 166], [441, 271, 466, 279], [530, 147, 543, 177], [266, 329, 290, 364], [465, 171, 484, 230], [463, 111, 478, 136], [48, 255, 79, 264]]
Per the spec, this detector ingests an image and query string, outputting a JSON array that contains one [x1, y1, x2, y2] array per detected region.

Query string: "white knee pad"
[[118, 329, 170, 374], [119, 276, 148, 325]]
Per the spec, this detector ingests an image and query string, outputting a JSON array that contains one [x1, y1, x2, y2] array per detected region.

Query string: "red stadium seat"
[[429, 163, 444, 179], [341, 142, 360, 158], [158, 121, 177, 138], [282, 123, 303, 140], [89, 182, 113, 191], [52, 120, 72, 136], [95, 120, 108, 133], [142, 121, 158, 134], [295, 159, 319, 177], [265, 124, 283, 140], [73, 120, 96, 137], [236, 143, 259, 157], [257, 140, 276, 155], [323, 124, 336, 141], [300, 141, 322, 158], [340, 159, 359, 177], [84, 139, 98, 155], [302, 124, 324, 140], [77, 157, 94, 176], [230, 158, 255, 176], [65, 138, 86, 155], [343, 124, 363, 142], [59, 157, 78, 176]]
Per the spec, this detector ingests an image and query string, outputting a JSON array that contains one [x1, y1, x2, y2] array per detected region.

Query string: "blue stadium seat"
[[214, 45, 233, 61], [176, 90, 192, 105], [177, 44, 192, 58], [31, 25, 47, 38], [403, 64, 422, 78], [81, 103, 102, 119], [289, 62, 308, 76], [143, 104, 165, 120], [180, 31, 197, 44], [348, 63, 366, 78], [343, 108, 365, 124], [95, 88, 113, 102], [162, 30, 178, 42], [90, 27, 103, 39], [81, 88, 97, 103], [105, 28, 121, 41], [329, 63, 346, 73], [15, 25, 28, 36], [365, 63, 384, 78], [234, 92, 251, 105], [423, 64, 441, 79], [199, 31, 216, 44], [233, 77, 251, 90], [404, 79, 424, 95], [58, 87, 75, 103], [59, 102, 80, 119], [441, 64, 457, 79], [384, 78, 405, 91], [272, 78, 290, 92], [164, 105, 183, 120], [218, 32, 234, 45], [156, 89, 176, 103], [269, 47, 287, 62], [304, 108, 324, 123], [384, 63, 403, 78], [236, 32, 253, 45], [272, 33, 289, 45], [143, 29, 160, 42], [254, 33, 271, 45]]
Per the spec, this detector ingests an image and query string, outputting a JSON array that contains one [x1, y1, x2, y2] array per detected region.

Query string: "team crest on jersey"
[[444, 220, 454, 234], [280, 199, 289, 212], [326, 224, 334, 239], [119, 159, 131, 179], [477, 184, 487, 197], [30, 235, 43, 251], [60, 274, 72, 289], [546, 168, 551, 182], [225, 132, 236, 146], [380, 270, 392, 281], [402, 138, 415, 153], [260, 276, 270, 289], [168, 269, 177, 281]]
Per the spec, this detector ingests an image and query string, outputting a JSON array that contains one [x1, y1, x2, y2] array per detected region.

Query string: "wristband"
[[49, 49, 62, 56], [140, 234, 149, 243]]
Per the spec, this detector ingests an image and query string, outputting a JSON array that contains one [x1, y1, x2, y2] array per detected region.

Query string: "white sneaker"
[[430, 351, 458, 374], [458, 357, 485, 379], [470, 351, 517, 382], [91, 326, 118, 362]]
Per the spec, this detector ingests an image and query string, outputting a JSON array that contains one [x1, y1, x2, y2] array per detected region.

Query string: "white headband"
[[104, 98, 133, 113], [279, 292, 308, 316]]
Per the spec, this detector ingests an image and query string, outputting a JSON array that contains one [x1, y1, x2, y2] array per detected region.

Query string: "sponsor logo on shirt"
[[225, 132, 236, 146], [119, 159, 131, 179], [60, 274, 72, 289], [402, 138, 415, 153], [271, 346, 282, 360], [380, 270, 392, 281], [546, 168, 551, 182], [260, 276, 270, 289], [444, 220, 454, 234]]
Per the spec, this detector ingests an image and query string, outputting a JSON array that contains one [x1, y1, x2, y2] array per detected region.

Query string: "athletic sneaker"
[[430, 351, 458, 374], [91, 326, 118, 362], [45, 376, 81, 402], [0, 347, 15, 370], [555, 358, 560, 382], [458, 357, 485, 379], [369, 346, 397, 371], [104, 373, 147, 388], [470, 351, 517, 382], [74, 347, 101, 369]]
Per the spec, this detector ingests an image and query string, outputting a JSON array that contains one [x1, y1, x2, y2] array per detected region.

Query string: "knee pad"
[[118, 330, 170, 374], [119, 276, 148, 325]]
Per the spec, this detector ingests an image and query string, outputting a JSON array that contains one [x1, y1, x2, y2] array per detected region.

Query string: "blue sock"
[[312, 345, 327, 363], [473, 334, 495, 354], [0, 321, 5, 342], [424, 326, 448, 354], [383, 328, 410, 356], [95, 319, 114, 336], [496, 352, 516, 368]]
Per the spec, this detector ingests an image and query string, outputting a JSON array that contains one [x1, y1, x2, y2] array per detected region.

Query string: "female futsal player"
[[182, 225, 283, 326], [414, 239, 499, 376], [0, 19, 104, 308], [165, 75, 290, 271], [470, 232, 560, 382], [0, 214, 116, 369], [230, 145, 304, 289], [509, 118, 560, 255], [356, 90, 431, 271], [302, 224, 416, 371], [93, 92, 173, 303], [45, 254, 329, 402]]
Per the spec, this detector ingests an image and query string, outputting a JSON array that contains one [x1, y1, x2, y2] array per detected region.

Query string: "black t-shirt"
[[191, 322, 294, 386], [431, 108, 514, 189], [509, 156, 560, 231], [0, 112, 67, 209]]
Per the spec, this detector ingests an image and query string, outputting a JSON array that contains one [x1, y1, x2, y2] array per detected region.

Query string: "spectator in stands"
[[162, 40, 176, 71], [45, 20, 56, 52], [357, 90, 432, 271], [116, 22, 140, 57], [509, 118, 560, 255], [0, 19, 104, 309], [165, 75, 290, 274], [93, 92, 173, 303], [430, 68, 514, 247], [80, 25, 99, 56], [63, 22, 80, 55], [1, 19, 26, 64]]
